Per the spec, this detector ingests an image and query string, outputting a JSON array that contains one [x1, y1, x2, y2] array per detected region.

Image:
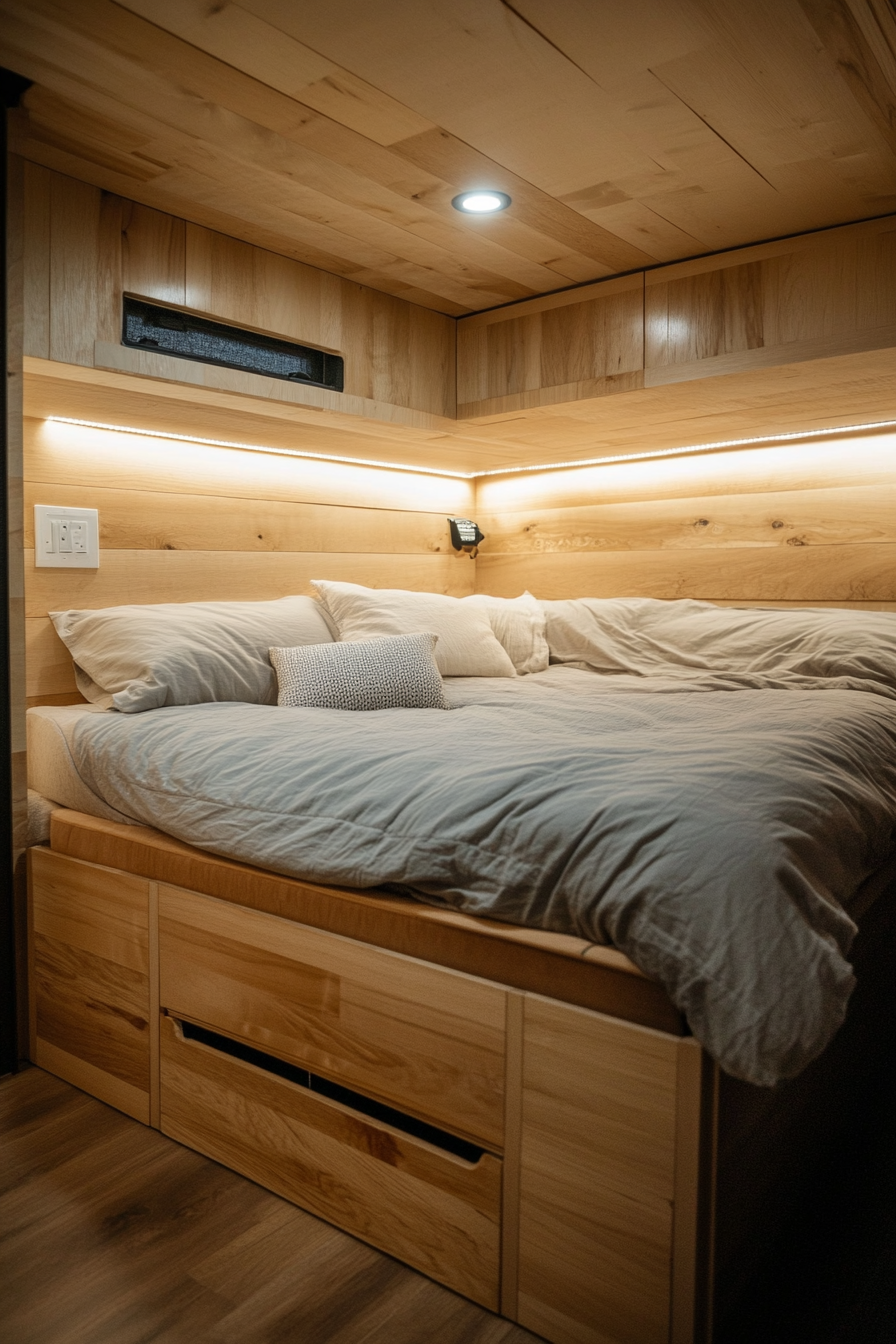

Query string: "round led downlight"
[[451, 191, 511, 213]]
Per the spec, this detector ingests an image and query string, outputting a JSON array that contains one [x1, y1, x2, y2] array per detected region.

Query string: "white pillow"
[[462, 592, 549, 675], [270, 633, 450, 710], [51, 596, 334, 713], [310, 581, 516, 678]]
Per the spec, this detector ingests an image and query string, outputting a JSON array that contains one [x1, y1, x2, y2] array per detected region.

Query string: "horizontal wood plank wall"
[[475, 430, 896, 607], [24, 416, 474, 707], [21, 162, 456, 420]]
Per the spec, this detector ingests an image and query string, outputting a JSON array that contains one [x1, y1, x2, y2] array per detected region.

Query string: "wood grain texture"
[[480, 484, 896, 554], [25, 548, 473, 618], [29, 848, 151, 1114], [2, 1068, 541, 1343], [21, 164, 457, 417], [23, 482, 461, 554], [159, 885, 507, 1150], [50, 810, 684, 1035], [477, 543, 896, 602], [4, 0, 896, 316], [645, 218, 896, 381], [161, 1015, 502, 1310], [457, 275, 644, 416], [517, 996, 679, 1344]]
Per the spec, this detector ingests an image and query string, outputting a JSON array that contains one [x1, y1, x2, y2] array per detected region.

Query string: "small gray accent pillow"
[[270, 633, 450, 710]]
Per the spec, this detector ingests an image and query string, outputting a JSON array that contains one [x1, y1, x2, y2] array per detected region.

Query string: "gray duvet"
[[71, 663, 896, 1087]]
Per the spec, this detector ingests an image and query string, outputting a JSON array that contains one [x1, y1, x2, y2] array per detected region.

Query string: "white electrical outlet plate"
[[34, 505, 100, 568]]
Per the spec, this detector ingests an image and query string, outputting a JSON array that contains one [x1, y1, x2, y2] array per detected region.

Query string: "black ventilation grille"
[[122, 297, 344, 392]]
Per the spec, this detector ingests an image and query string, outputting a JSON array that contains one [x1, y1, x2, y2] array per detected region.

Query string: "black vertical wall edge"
[[1, 68, 32, 1078]]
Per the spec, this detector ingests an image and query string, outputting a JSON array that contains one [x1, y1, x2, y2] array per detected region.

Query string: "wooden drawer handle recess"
[[174, 1017, 487, 1164]]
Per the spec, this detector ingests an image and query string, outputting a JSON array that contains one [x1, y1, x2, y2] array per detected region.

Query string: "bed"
[[25, 589, 896, 1344]]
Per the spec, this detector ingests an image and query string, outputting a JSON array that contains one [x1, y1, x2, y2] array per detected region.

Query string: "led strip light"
[[47, 415, 896, 480]]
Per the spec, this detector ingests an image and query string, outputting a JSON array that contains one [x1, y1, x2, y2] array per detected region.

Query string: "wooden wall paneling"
[[22, 483, 460, 557], [48, 173, 116, 365], [122, 200, 185, 306], [645, 218, 896, 385], [22, 160, 50, 359], [479, 483, 896, 555], [23, 415, 476, 515], [476, 543, 896, 603], [184, 221, 456, 417], [29, 847, 151, 1122], [185, 223, 330, 351], [517, 995, 679, 1344], [457, 274, 645, 417]]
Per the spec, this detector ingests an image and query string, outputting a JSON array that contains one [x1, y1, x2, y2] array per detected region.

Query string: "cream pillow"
[[463, 592, 549, 675], [311, 581, 516, 678], [51, 595, 334, 712]]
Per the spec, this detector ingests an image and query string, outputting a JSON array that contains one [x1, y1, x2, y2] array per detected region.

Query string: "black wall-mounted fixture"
[[122, 297, 344, 392], [448, 517, 485, 559]]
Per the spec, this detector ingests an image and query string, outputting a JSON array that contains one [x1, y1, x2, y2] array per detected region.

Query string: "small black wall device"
[[448, 517, 485, 557], [122, 297, 344, 392]]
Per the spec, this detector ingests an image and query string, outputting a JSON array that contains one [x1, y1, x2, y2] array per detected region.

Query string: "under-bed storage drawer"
[[158, 886, 507, 1149], [160, 1013, 502, 1309]]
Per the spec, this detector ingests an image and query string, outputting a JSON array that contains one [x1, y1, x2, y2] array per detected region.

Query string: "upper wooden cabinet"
[[645, 216, 896, 386], [456, 274, 644, 419], [22, 164, 457, 420], [457, 215, 896, 420]]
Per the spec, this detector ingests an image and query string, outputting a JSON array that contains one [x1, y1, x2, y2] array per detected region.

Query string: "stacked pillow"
[[51, 595, 333, 712], [310, 580, 549, 678]]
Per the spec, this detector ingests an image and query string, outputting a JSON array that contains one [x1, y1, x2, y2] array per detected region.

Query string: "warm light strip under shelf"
[[46, 415, 896, 480]]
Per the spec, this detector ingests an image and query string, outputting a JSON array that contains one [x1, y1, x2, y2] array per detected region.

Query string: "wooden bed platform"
[[29, 808, 706, 1344], [28, 809, 896, 1344]]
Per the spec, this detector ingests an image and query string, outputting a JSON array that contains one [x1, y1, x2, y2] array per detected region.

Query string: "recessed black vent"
[[122, 297, 344, 392]]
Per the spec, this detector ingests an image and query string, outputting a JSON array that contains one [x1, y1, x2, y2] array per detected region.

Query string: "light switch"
[[35, 505, 99, 568]]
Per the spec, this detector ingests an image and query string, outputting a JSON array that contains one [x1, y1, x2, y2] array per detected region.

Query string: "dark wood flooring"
[[2, 1066, 893, 1344], [0, 1067, 543, 1344]]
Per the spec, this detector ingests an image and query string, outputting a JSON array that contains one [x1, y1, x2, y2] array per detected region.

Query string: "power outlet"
[[35, 505, 100, 568]]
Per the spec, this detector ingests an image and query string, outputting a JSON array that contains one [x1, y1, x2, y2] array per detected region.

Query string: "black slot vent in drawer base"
[[176, 1018, 484, 1163]]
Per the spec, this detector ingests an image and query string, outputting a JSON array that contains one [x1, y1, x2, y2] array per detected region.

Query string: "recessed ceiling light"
[[451, 191, 511, 214]]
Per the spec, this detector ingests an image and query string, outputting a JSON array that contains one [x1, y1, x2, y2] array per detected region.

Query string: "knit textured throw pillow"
[[270, 632, 450, 710]]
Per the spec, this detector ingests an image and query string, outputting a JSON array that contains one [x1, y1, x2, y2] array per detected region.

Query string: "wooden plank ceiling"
[[3, 0, 896, 318]]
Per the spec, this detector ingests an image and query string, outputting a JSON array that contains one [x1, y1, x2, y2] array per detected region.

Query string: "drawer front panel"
[[159, 886, 506, 1148], [160, 1014, 501, 1310]]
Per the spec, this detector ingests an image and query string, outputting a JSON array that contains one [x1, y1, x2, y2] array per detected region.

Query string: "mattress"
[[59, 668, 896, 1087], [27, 703, 137, 825]]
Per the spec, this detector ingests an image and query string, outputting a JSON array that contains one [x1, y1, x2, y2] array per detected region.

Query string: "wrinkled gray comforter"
[[71, 666, 896, 1087]]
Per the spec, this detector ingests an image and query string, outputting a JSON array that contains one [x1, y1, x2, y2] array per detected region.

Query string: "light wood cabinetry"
[[28, 844, 705, 1340], [515, 996, 701, 1344], [28, 847, 153, 1122], [159, 884, 507, 1149], [160, 1014, 503, 1310], [457, 215, 896, 425], [22, 163, 457, 420], [645, 217, 896, 385], [457, 274, 644, 418]]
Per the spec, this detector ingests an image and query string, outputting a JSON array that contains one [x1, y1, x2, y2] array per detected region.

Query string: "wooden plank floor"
[[0, 1068, 544, 1344]]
